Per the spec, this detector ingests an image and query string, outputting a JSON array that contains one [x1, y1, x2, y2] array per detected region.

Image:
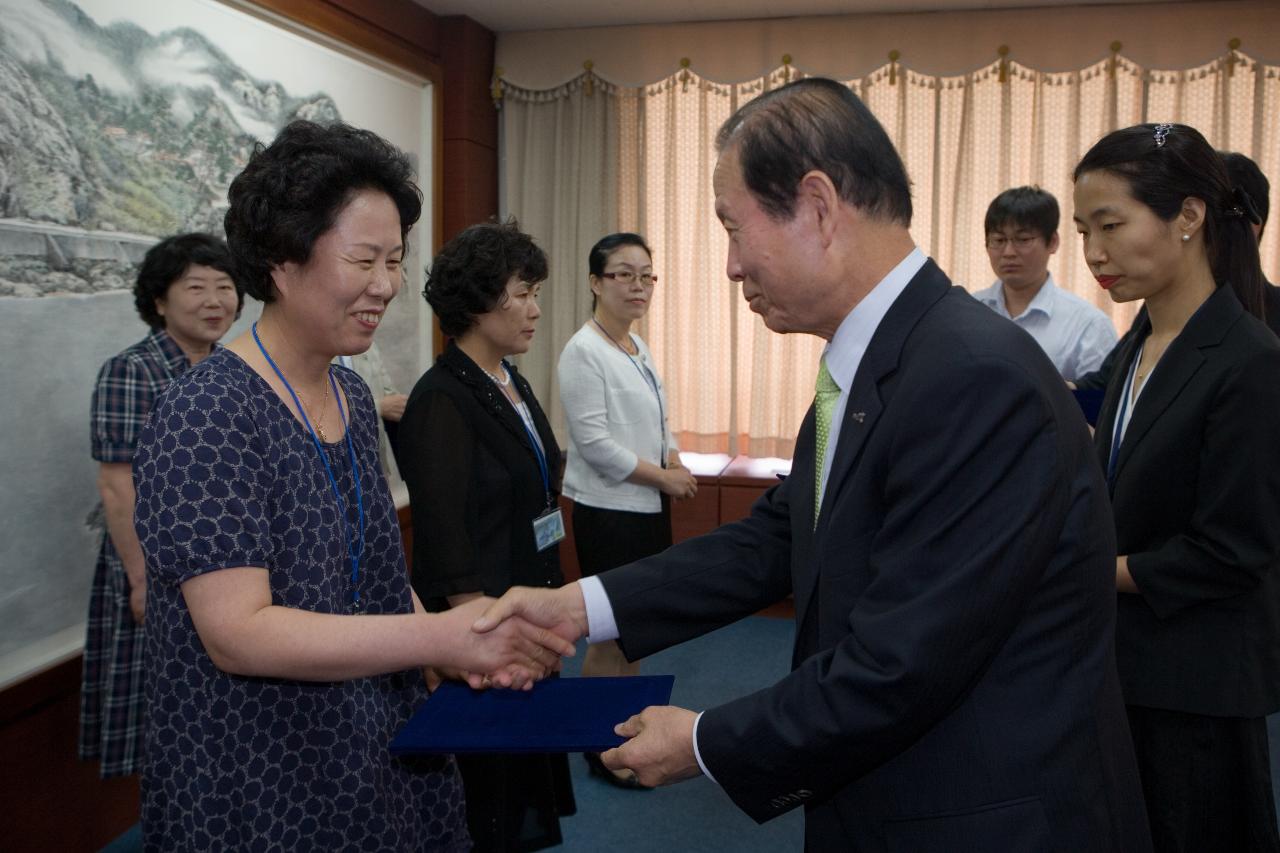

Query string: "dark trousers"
[[1127, 705, 1280, 853]]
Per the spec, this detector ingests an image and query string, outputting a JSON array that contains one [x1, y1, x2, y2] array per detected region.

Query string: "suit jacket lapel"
[[1094, 314, 1148, 478], [817, 260, 951, 524], [1110, 286, 1239, 485], [791, 260, 952, 634]]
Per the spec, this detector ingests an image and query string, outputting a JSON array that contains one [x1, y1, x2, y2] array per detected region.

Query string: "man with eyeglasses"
[[972, 186, 1117, 381]]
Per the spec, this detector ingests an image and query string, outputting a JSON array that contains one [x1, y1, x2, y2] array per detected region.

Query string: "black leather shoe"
[[583, 751, 647, 790]]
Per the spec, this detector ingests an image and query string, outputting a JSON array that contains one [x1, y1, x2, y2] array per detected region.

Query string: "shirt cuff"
[[692, 711, 718, 784], [578, 576, 619, 643]]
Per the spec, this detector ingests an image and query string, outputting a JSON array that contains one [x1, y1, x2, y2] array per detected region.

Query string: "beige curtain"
[[499, 77, 635, 438], [502, 50, 1280, 459]]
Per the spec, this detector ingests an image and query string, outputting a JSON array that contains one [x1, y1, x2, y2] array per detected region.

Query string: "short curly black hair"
[[223, 120, 422, 302], [424, 219, 549, 338], [133, 233, 243, 329]]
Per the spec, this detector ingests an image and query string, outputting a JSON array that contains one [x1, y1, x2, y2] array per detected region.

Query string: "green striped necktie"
[[813, 355, 840, 526]]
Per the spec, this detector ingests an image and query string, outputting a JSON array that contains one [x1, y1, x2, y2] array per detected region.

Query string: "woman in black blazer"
[[401, 220, 574, 851], [1073, 124, 1280, 851]]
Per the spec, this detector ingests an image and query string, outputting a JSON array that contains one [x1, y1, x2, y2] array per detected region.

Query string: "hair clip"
[[1229, 185, 1262, 224], [1153, 123, 1173, 148]]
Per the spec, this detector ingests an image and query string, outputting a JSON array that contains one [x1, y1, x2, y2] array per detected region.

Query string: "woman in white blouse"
[[557, 233, 696, 787]]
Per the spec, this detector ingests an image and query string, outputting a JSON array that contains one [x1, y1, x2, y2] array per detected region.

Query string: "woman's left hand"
[[422, 665, 473, 692]]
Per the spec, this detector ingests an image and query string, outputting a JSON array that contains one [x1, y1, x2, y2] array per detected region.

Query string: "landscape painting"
[[0, 0, 347, 297], [0, 0, 432, 687]]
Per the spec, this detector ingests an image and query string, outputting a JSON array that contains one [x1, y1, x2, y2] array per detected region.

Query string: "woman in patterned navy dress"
[[131, 122, 574, 852], [80, 233, 241, 778]]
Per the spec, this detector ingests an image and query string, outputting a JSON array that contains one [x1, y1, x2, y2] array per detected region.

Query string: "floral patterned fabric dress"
[[133, 348, 469, 852]]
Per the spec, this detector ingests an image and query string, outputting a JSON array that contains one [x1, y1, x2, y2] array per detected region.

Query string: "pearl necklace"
[[481, 364, 511, 387]]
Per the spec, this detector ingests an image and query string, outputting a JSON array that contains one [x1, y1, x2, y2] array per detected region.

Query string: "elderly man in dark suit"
[[476, 77, 1151, 852]]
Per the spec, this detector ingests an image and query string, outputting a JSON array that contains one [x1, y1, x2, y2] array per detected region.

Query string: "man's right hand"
[[472, 583, 589, 649], [438, 595, 577, 690]]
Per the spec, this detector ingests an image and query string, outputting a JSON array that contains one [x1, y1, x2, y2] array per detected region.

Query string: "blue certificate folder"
[[391, 675, 675, 755]]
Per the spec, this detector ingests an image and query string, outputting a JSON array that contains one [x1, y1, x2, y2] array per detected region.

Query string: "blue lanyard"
[[253, 323, 365, 603], [592, 318, 668, 459], [500, 364, 553, 507], [1107, 345, 1142, 486]]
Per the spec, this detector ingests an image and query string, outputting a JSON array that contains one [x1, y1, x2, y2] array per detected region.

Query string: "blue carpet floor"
[[556, 616, 803, 852], [102, 615, 803, 852]]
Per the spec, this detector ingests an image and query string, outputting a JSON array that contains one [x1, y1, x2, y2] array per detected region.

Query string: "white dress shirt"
[[580, 247, 929, 783], [971, 274, 1117, 381]]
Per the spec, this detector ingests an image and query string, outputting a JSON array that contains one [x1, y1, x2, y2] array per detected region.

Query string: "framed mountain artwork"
[[0, 0, 435, 686]]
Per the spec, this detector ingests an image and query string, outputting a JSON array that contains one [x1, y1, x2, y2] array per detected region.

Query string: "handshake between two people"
[[440, 583, 703, 789], [426, 589, 586, 692]]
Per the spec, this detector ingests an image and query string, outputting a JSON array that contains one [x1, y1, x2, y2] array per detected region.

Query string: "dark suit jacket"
[[400, 342, 563, 609], [1265, 281, 1280, 335], [600, 260, 1151, 852], [1076, 279, 1280, 398], [1095, 284, 1280, 716]]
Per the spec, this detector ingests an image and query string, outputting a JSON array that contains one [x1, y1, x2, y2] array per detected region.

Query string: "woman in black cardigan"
[[401, 220, 574, 851], [1073, 124, 1280, 852]]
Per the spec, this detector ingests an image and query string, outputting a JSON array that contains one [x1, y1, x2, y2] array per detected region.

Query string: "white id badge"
[[532, 507, 566, 552]]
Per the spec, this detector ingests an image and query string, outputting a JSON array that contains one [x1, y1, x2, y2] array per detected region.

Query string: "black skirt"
[[1126, 704, 1280, 853], [571, 497, 673, 577], [456, 745, 576, 852]]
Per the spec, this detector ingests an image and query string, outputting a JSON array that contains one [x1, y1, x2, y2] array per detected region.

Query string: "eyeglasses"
[[985, 234, 1043, 251], [601, 271, 658, 286]]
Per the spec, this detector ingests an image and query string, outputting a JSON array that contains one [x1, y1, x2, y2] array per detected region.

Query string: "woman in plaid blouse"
[[79, 233, 242, 777]]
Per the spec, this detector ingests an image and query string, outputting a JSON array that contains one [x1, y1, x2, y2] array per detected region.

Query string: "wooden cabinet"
[[397, 454, 791, 587], [394, 451, 796, 617], [555, 454, 790, 582], [719, 455, 791, 524], [670, 453, 732, 544]]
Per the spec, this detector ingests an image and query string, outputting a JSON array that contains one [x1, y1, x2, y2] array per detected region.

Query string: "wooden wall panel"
[[439, 17, 498, 150], [0, 657, 139, 852], [441, 139, 500, 237], [439, 16, 499, 241], [324, 0, 442, 56]]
